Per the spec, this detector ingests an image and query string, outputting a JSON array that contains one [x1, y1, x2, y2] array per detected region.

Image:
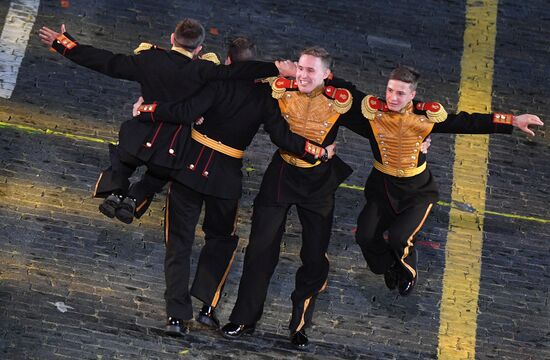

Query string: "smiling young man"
[[220, 47, 365, 349], [352, 66, 543, 297]]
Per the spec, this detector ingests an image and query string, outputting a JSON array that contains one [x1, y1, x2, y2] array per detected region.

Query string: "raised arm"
[[193, 58, 296, 83], [39, 24, 140, 81]]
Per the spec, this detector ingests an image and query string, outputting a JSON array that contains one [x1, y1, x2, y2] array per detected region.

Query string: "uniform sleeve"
[[338, 87, 373, 139], [141, 83, 218, 125], [326, 76, 358, 91], [51, 32, 140, 81], [194, 60, 280, 82], [432, 112, 514, 134], [262, 98, 318, 164]]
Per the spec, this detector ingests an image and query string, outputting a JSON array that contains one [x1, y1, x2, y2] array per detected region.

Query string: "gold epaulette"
[[324, 86, 352, 114], [271, 77, 297, 99], [361, 95, 388, 120], [199, 52, 220, 65], [134, 42, 162, 54], [415, 102, 447, 123]]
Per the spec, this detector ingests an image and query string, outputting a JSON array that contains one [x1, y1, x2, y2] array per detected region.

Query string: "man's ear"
[[170, 33, 175, 46], [225, 56, 232, 65], [323, 68, 332, 80]]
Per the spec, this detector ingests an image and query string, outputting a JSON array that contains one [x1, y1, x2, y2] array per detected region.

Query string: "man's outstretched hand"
[[513, 114, 544, 136], [38, 24, 66, 47]]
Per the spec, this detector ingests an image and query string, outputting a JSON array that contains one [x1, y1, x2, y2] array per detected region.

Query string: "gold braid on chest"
[[371, 109, 434, 177], [278, 92, 341, 144]]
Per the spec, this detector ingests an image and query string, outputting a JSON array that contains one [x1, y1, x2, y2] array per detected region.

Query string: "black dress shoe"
[[290, 329, 309, 349], [197, 305, 220, 329], [165, 317, 188, 337], [99, 193, 122, 218], [221, 322, 255, 339], [115, 197, 136, 224], [384, 264, 399, 290], [398, 274, 417, 296]]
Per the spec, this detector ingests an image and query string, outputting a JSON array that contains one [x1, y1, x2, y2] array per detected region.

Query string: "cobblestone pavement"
[[0, 0, 548, 359]]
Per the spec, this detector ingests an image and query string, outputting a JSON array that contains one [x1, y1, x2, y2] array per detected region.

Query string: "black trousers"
[[355, 198, 433, 281], [94, 145, 169, 216], [229, 195, 334, 333], [164, 181, 239, 320]]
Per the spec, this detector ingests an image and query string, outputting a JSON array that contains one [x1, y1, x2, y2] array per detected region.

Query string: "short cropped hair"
[[300, 46, 333, 70], [173, 18, 205, 50], [389, 66, 420, 90], [227, 37, 257, 62]]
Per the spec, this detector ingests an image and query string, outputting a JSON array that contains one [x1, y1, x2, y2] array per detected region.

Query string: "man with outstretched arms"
[[39, 20, 294, 223], [346, 66, 543, 297]]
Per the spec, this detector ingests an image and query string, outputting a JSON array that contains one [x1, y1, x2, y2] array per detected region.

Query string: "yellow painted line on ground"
[[2, 119, 548, 225], [0, 121, 115, 144], [438, 1, 499, 359]]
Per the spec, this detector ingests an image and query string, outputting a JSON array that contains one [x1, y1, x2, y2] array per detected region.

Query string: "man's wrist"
[[492, 112, 514, 125], [320, 148, 329, 162], [137, 103, 157, 114]]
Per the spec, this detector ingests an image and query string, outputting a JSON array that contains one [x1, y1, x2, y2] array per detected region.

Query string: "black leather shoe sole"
[[99, 201, 117, 218], [115, 207, 134, 224], [165, 324, 187, 337], [221, 326, 255, 339]]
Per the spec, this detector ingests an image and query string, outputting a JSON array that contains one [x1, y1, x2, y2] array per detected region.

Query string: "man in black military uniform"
[[215, 47, 375, 349], [38, 20, 293, 223], [134, 37, 332, 336], [343, 66, 543, 297]]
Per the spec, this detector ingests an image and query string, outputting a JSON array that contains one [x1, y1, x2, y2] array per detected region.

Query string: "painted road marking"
[[0, 0, 40, 99], [438, 1, 499, 359]]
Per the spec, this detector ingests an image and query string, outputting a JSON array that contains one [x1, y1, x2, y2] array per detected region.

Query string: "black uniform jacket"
[[152, 80, 318, 200], [336, 79, 515, 213], [51, 32, 280, 169]]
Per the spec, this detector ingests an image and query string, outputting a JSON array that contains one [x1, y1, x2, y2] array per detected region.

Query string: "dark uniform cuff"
[[51, 32, 78, 56], [300, 140, 323, 164], [492, 112, 514, 134], [136, 103, 157, 122]]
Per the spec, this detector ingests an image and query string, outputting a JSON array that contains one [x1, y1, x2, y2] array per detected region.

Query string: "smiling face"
[[385, 79, 416, 112], [296, 54, 331, 94]]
